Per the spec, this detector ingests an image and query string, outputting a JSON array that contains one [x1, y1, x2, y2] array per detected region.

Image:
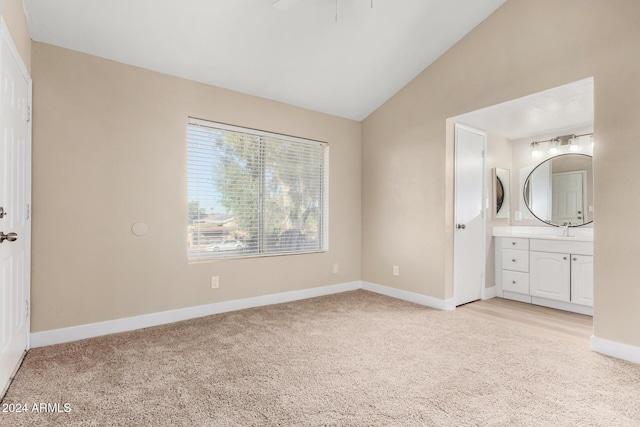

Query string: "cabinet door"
[[530, 251, 570, 302], [571, 255, 594, 307]]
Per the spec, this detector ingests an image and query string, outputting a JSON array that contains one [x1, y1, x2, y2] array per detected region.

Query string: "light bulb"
[[568, 135, 580, 151], [530, 141, 541, 157]]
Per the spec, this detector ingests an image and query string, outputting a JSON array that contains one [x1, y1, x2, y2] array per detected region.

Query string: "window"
[[187, 118, 329, 260]]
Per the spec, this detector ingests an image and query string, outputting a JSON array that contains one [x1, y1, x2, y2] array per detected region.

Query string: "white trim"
[[31, 280, 463, 348], [531, 296, 593, 316], [502, 291, 532, 304], [482, 286, 496, 300], [31, 281, 360, 348], [591, 335, 640, 365], [361, 281, 455, 311]]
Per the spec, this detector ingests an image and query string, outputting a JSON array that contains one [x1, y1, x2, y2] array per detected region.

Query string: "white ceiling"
[[23, 0, 506, 121], [454, 78, 594, 140]]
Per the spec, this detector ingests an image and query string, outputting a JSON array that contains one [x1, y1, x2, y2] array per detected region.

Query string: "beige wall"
[[31, 42, 361, 332], [362, 0, 640, 347], [1, 0, 30, 73]]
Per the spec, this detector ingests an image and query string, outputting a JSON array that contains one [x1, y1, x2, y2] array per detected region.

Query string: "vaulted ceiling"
[[23, 0, 506, 121]]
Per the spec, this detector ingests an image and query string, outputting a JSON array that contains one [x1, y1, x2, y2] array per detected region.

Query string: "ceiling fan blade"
[[272, 0, 301, 11]]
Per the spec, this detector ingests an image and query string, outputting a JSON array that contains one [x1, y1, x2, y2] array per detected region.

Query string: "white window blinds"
[[187, 118, 329, 260]]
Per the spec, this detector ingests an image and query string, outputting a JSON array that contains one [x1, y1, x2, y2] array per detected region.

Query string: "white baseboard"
[[591, 335, 640, 365], [502, 291, 532, 304], [482, 286, 496, 300], [31, 280, 460, 348], [361, 281, 455, 311], [30, 281, 361, 348], [531, 296, 593, 316]]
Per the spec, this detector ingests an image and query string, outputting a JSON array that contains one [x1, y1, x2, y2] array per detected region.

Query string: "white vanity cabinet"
[[529, 251, 570, 302], [495, 232, 594, 315], [500, 238, 529, 295]]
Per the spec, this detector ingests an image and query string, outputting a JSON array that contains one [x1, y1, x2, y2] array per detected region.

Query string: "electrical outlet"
[[333, 263, 339, 274], [211, 276, 219, 289], [393, 265, 400, 276]]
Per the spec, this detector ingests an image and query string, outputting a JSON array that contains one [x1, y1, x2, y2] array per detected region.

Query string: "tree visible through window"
[[187, 118, 328, 260]]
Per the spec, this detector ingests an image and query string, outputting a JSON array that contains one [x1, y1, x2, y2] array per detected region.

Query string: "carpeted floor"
[[1, 290, 639, 426]]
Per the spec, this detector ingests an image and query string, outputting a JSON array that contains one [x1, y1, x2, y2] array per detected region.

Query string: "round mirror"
[[523, 154, 593, 227]]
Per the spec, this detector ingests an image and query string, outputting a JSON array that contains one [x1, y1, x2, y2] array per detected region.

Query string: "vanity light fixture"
[[528, 132, 593, 157]]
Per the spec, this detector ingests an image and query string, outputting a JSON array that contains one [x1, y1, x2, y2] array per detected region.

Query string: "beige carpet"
[[1, 290, 639, 426]]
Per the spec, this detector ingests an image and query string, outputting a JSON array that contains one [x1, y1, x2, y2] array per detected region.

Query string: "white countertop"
[[493, 226, 593, 242]]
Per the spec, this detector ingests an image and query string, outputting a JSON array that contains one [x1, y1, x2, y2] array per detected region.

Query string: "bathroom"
[[453, 77, 594, 315]]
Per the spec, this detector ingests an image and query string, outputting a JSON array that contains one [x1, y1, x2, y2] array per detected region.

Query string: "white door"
[[454, 124, 486, 306], [571, 255, 594, 307], [0, 18, 31, 397], [530, 251, 570, 302], [552, 171, 586, 225]]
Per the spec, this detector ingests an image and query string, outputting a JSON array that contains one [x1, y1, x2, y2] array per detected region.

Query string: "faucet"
[[561, 221, 572, 237]]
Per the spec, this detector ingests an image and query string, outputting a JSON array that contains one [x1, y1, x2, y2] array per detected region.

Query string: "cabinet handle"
[[573, 257, 577, 261], [512, 259, 516, 262], [512, 281, 516, 284], [563, 257, 567, 260], [512, 242, 516, 245]]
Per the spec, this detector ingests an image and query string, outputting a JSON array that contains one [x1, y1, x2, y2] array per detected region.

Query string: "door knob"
[[457, 224, 466, 230], [0, 232, 17, 243]]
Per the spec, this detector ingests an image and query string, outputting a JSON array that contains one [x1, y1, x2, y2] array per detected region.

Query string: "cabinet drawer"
[[530, 239, 593, 256], [501, 237, 529, 251], [502, 270, 529, 295], [502, 249, 529, 272]]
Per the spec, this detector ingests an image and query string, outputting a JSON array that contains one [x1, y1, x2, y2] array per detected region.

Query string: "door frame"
[[0, 15, 32, 397], [453, 123, 486, 306], [551, 170, 588, 225]]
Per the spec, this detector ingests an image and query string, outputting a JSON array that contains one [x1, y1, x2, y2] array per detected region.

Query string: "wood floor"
[[459, 297, 593, 346]]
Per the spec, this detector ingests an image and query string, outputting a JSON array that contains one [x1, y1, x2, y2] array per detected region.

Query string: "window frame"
[[187, 117, 329, 261]]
